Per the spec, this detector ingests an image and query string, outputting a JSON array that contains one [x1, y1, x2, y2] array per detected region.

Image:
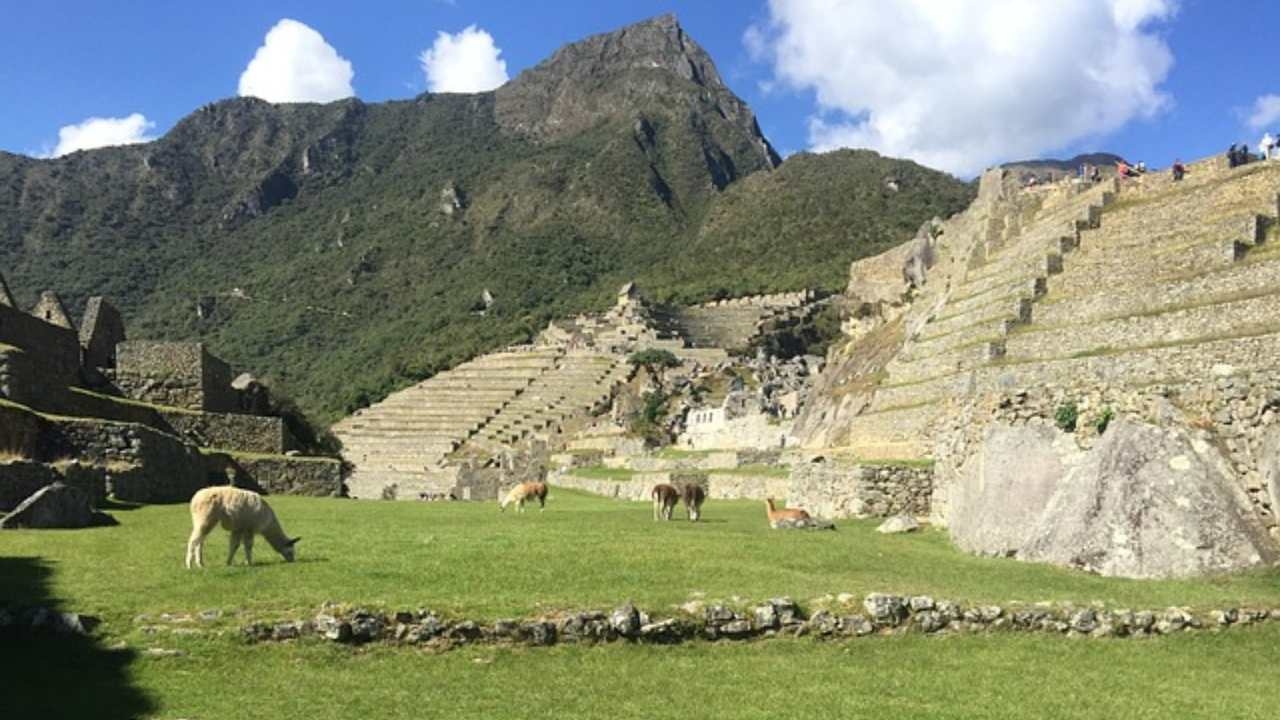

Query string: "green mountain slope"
[[0, 15, 973, 422]]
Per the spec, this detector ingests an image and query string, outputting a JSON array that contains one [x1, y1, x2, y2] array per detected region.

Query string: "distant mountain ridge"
[[0, 15, 973, 421], [1003, 152, 1128, 180]]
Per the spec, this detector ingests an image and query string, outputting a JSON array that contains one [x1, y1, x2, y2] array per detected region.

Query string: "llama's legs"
[[227, 531, 243, 566], [653, 498, 659, 521], [186, 516, 217, 568], [243, 533, 255, 565]]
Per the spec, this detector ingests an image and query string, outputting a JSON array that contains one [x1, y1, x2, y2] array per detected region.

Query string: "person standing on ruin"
[[1171, 159, 1186, 181], [1262, 132, 1277, 161]]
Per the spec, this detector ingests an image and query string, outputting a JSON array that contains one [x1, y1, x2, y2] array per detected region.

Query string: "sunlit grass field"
[[4, 489, 1280, 719]]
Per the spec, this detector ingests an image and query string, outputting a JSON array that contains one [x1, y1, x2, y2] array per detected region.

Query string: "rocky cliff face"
[[496, 14, 779, 171]]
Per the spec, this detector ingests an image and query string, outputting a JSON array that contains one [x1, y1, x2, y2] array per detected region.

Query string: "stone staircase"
[[334, 347, 638, 499], [458, 351, 632, 454], [334, 349, 563, 498], [669, 293, 815, 350], [844, 157, 1280, 460]]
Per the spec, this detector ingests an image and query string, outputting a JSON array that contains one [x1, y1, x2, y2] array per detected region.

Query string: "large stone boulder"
[[0, 482, 95, 529], [1020, 421, 1275, 578], [946, 423, 1082, 556], [945, 420, 1277, 578]]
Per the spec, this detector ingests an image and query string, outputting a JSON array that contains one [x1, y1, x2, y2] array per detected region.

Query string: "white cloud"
[[47, 113, 156, 157], [1245, 94, 1280, 130], [748, 0, 1177, 176], [238, 19, 354, 103], [419, 25, 509, 93]]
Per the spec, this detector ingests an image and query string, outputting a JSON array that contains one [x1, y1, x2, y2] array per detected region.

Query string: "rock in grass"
[[876, 515, 920, 534], [0, 482, 96, 529]]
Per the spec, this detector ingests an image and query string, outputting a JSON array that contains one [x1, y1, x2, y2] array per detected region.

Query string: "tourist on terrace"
[[1228, 144, 1239, 168], [1171, 159, 1186, 181], [1262, 132, 1277, 161], [1116, 159, 1133, 178]]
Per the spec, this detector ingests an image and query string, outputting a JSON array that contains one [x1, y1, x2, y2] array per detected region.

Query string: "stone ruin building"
[[0, 282, 341, 528], [332, 283, 827, 502]]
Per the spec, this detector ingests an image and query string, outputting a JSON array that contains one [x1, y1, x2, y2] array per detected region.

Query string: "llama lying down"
[[764, 498, 835, 530], [185, 486, 300, 568]]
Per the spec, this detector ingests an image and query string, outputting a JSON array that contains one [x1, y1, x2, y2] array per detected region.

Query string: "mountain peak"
[[494, 14, 777, 167]]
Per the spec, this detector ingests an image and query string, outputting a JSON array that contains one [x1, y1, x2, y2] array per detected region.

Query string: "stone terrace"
[[843, 157, 1280, 460], [333, 349, 563, 499]]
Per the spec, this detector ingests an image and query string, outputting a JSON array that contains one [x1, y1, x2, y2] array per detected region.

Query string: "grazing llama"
[[682, 483, 706, 522], [500, 481, 548, 513], [185, 486, 299, 568], [651, 483, 680, 521], [764, 498, 810, 528]]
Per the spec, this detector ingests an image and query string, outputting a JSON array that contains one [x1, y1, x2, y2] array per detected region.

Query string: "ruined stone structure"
[[334, 285, 828, 501], [792, 155, 1280, 577], [0, 284, 341, 526]]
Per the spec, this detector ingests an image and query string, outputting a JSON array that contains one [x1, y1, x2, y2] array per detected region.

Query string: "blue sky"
[[1, 1, 1276, 176]]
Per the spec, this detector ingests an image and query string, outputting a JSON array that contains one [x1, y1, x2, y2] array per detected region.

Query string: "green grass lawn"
[[5, 489, 1280, 719]]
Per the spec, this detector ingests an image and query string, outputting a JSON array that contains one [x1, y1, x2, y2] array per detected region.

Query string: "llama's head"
[[280, 537, 301, 562]]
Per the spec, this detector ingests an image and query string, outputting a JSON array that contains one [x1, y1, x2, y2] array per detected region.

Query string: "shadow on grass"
[[0, 556, 155, 719], [98, 498, 145, 512]]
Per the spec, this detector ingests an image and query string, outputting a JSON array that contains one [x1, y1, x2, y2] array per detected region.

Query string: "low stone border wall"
[[203, 452, 344, 497], [238, 593, 1280, 649], [552, 473, 789, 502]]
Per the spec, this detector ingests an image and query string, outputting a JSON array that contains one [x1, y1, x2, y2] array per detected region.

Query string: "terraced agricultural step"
[[1050, 237, 1242, 296], [1004, 292, 1280, 363], [1034, 255, 1280, 327]]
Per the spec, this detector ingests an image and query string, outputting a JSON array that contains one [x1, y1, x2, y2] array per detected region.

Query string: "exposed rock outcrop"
[[946, 420, 1277, 578]]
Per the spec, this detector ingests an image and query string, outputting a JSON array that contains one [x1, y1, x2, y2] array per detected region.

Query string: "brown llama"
[[652, 483, 680, 521], [500, 481, 548, 513], [682, 483, 706, 522], [764, 498, 811, 528]]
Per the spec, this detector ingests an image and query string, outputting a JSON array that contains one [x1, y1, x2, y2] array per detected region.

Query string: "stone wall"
[[78, 297, 125, 369], [0, 303, 82, 396], [114, 341, 237, 412], [787, 459, 933, 520], [0, 402, 43, 458], [37, 418, 208, 504], [159, 410, 290, 455], [930, 370, 1280, 532], [205, 453, 344, 497], [0, 345, 71, 409], [551, 470, 790, 504], [0, 461, 107, 511]]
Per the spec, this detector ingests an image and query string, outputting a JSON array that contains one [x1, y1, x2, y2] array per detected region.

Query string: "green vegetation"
[[1055, 401, 1079, 432], [5, 491, 1280, 718], [747, 300, 845, 359], [566, 466, 638, 480], [0, 95, 971, 426], [628, 390, 673, 446], [627, 348, 682, 371], [1095, 406, 1116, 435], [9, 627, 1280, 719], [5, 492, 1280, 621]]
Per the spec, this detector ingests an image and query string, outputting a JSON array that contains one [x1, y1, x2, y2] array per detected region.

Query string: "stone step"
[[906, 313, 1020, 360], [941, 276, 1041, 316], [959, 251, 1063, 299], [1004, 291, 1280, 362], [979, 327, 1280, 391], [885, 339, 999, 386], [920, 294, 1031, 341], [1035, 254, 1280, 327], [1081, 211, 1264, 256], [1050, 237, 1242, 296]]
